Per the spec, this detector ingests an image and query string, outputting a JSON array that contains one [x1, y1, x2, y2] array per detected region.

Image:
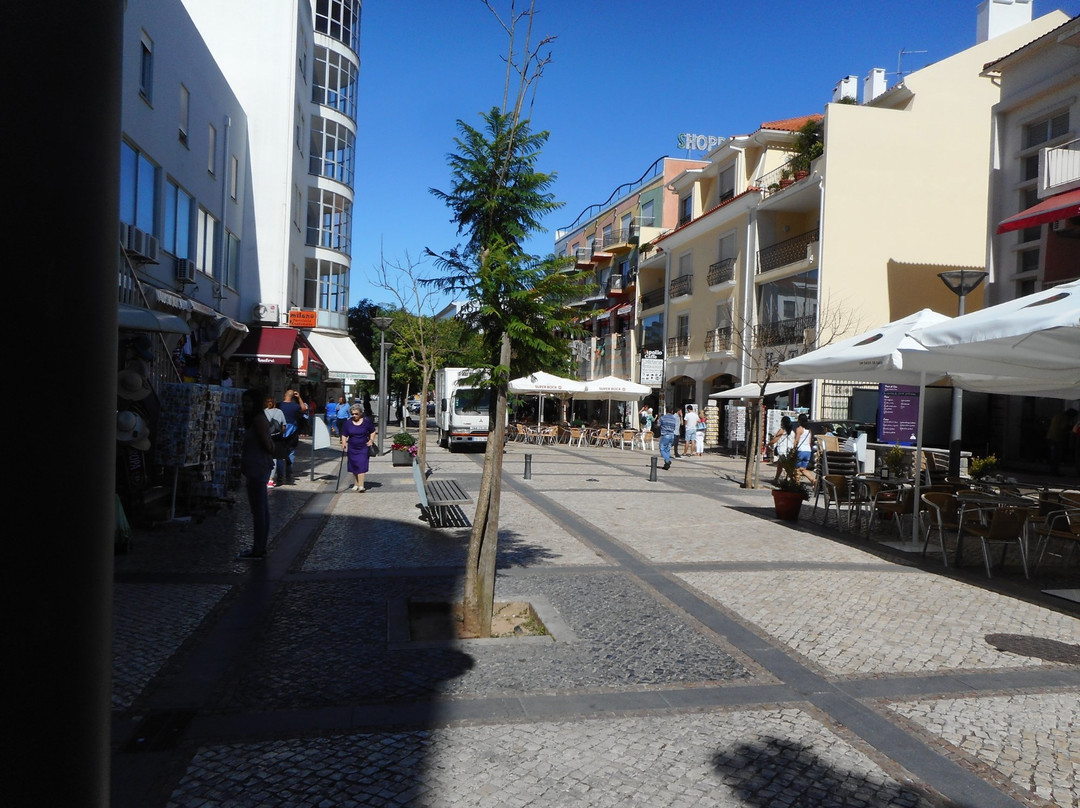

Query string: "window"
[[309, 116, 355, 184], [1019, 187, 1041, 244], [304, 255, 350, 312], [756, 269, 819, 327], [312, 46, 358, 119], [718, 165, 735, 202], [119, 142, 158, 233], [224, 231, 240, 289], [602, 224, 612, 245], [306, 188, 352, 253], [1018, 248, 1040, 274], [718, 232, 735, 262], [678, 251, 693, 276], [163, 180, 191, 258], [640, 199, 655, 227], [715, 303, 732, 329], [179, 84, 189, 146], [679, 195, 692, 225], [677, 313, 690, 338], [229, 155, 238, 200], [139, 33, 154, 103], [620, 212, 632, 236], [313, 0, 362, 53], [207, 124, 216, 175], [1024, 111, 1069, 149], [196, 208, 218, 277]]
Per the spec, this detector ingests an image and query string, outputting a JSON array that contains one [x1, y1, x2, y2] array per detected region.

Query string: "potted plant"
[[390, 431, 417, 467], [968, 453, 998, 480], [772, 447, 809, 521], [881, 444, 906, 479], [778, 167, 794, 189]]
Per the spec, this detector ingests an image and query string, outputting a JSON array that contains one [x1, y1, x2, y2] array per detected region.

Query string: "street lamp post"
[[373, 315, 393, 456], [937, 269, 988, 477]]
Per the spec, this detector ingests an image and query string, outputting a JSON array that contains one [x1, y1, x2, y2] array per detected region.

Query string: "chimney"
[[976, 0, 1033, 44], [832, 75, 858, 103], [863, 68, 887, 102]]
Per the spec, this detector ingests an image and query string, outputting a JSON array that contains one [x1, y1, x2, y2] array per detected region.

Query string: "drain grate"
[[984, 633, 1080, 665], [121, 709, 195, 753]]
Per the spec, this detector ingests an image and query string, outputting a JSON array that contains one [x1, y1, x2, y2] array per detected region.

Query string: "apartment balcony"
[[669, 273, 692, 299], [640, 287, 665, 311], [573, 246, 596, 267], [753, 314, 816, 347], [704, 326, 733, 353], [667, 335, 690, 356], [602, 225, 637, 253], [756, 158, 810, 200], [1041, 138, 1080, 196], [757, 228, 819, 274], [608, 272, 634, 295], [707, 257, 735, 286]]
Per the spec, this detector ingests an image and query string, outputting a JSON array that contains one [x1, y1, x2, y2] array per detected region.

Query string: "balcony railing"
[[667, 335, 690, 356], [707, 258, 735, 285], [669, 273, 692, 298], [704, 326, 733, 352], [754, 314, 816, 347], [1042, 137, 1080, 193], [640, 288, 665, 310], [757, 228, 819, 274], [602, 225, 637, 250]]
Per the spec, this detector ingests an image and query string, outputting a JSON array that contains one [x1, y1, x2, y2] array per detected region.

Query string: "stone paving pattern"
[[111, 435, 1080, 808]]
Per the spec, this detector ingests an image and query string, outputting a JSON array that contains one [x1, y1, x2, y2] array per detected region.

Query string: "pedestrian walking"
[[334, 394, 350, 438], [325, 397, 338, 437], [238, 389, 273, 560], [695, 406, 706, 455], [683, 405, 699, 457], [767, 415, 794, 485], [673, 406, 684, 458], [263, 396, 287, 488], [658, 407, 679, 470], [277, 389, 307, 483], [340, 404, 375, 492]]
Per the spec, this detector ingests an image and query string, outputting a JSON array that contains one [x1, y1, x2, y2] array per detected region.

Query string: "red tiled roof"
[[654, 189, 760, 244], [759, 114, 822, 132]]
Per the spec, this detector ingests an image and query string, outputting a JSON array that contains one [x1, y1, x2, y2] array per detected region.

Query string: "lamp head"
[[937, 269, 988, 298], [372, 316, 393, 331]]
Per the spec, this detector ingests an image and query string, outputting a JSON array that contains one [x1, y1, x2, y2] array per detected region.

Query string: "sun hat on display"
[[117, 369, 151, 401], [116, 410, 151, 451]]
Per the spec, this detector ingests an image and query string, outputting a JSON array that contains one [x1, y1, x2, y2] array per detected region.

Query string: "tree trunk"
[[742, 397, 764, 489], [462, 332, 510, 637], [417, 371, 431, 472]]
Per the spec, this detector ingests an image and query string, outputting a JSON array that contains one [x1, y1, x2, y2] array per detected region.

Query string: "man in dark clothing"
[[277, 389, 307, 483]]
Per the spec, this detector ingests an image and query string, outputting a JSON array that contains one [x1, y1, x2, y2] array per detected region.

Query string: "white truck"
[[434, 367, 492, 451]]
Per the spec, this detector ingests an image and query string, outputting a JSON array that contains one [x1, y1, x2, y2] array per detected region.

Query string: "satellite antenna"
[[896, 49, 928, 80]]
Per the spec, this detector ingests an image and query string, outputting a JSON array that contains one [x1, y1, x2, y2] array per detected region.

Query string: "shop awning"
[[996, 188, 1080, 233], [118, 303, 190, 334], [233, 326, 299, 365], [303, 331, 375, 381], [709, 380, 809, 399]]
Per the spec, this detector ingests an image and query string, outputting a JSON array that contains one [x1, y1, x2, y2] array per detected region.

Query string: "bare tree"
[[728, 297, 863, 489], [371, 249, 468, 472]]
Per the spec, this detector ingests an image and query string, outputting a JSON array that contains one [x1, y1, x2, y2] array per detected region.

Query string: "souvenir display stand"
[[155, 383, 243, 519]]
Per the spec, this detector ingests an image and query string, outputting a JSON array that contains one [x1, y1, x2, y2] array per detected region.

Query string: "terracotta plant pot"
[[772, 489, 804, 521], [392, 449, 414, 467]]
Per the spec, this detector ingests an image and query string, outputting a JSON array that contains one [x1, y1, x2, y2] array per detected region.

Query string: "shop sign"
[[640, 358, 664, 386], [677, 133, 725, 152], [288, 309, 317, 328]]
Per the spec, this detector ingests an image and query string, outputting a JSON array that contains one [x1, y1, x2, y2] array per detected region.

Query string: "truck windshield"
[[453, 389, 489, 415]]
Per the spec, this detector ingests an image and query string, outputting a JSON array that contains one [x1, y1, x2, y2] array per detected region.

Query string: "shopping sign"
[[640, 358, 664, 386]]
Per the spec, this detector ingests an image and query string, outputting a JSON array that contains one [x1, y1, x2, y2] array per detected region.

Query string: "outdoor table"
[[857, 476, 915, 538]]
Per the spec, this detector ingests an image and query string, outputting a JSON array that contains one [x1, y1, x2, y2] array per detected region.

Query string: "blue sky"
[[349, 0, 1078, 311]]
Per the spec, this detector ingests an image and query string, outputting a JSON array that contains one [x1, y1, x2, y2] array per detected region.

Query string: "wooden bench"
[[412, 460, 472, 528]]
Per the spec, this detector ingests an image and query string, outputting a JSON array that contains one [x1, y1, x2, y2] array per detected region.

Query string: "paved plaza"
[[111, 435, 1079, 807]]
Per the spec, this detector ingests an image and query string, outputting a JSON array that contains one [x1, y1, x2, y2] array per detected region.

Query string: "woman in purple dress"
[[339, 404, 375, 492]]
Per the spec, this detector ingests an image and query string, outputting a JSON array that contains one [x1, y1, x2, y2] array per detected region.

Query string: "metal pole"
[[649, 455, 658, 482], [948, 294, 967, 478], [524, 454, 532, 479], [378, 328, 387, 456]]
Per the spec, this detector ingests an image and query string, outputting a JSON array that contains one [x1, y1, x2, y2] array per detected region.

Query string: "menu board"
[[878, 384, 919, 445]]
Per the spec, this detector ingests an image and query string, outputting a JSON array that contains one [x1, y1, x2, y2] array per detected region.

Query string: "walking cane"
[[334, 443, 346, 492]]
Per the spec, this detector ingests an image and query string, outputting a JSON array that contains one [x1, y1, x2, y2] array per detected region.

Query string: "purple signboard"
[[878, 384, 920, 445]]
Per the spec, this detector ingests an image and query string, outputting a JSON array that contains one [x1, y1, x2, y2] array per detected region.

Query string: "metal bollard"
[[649, 456, 657, 482], [524, 454, 532, 480]]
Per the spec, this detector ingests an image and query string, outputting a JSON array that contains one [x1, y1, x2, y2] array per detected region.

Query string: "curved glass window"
[[314, 0, 362, 54], [306, 188, 352, 254], [304, 255, 349, 313], [313, 46, 358, 119], [309, 117, 355, 184]]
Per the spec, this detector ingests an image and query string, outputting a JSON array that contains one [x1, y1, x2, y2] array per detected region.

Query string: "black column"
[[10, 2, 123, 806]]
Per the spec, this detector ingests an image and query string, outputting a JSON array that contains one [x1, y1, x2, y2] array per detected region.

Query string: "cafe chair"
[[921, 491, 961, 566], [811, 450, 858, 522], [820, 474, 856, 530], [1028, 507, 1079, 574], [958, 505, 1031, 579], [868, 485, 917, 539], [620, 429, 638, 450]]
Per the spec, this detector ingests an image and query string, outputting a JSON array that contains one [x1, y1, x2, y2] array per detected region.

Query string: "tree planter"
[[392, 450, 414, 467], [772, 489, 805, 521]]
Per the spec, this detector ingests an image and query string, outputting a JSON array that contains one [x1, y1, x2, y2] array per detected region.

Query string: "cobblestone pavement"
[[112, 435, 1080, 808]]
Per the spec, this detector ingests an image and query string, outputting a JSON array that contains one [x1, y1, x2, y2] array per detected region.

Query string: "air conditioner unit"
[[126, 227, 159, 262], [253, 302, 280, 323], [175, 258, 196, 284]]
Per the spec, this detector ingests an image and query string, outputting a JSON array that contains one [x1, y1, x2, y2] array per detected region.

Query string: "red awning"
[[996, 188, 1080, 234], [232, 327, 299, 365]]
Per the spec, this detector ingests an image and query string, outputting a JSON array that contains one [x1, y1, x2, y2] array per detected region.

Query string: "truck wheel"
[[438, 429, 448, 449]]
